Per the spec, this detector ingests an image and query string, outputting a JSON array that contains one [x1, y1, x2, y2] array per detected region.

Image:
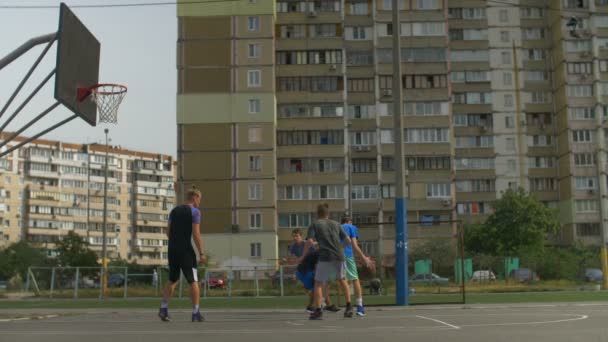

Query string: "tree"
[[464, 188, 560, 257], [55, 231, 99, 267], [0, 241, 50, 279]]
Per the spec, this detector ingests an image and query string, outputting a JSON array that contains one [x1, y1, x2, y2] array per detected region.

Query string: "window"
[[453, 92, 492, 104], [449, 29, 487, 41], [529, 156, 556, 168], [278, 213, 311, 228], [347, 26, 371, 40], [406, 156, 451, 170], [250, 242, 262, 257], [600, 60, 608, 72], [499, 9, 509, 22], [349, 1, 369, 14], [404, 128, 449, 143], [348, 78, 374, 92], [417, 0, 438, 10], [577, 223, 600, 236], [455, 179, 495, 192], [248, 43, 260, 58], [279, 25, 306, 38], [576, 200, 599, 213], [351, 185, 379, 200], [522, 28, 545, 40], [529, 135, 553, 146], [402, 48, 447, 62], [506, 137, 516, 151], [249, 155, 262, 171], [530, 178, 556, 191], [455, 158, 495, 170], [505, 116, 514, 128], [565, 40, 591, 52], [247, 70, 261, 87], [501, 51, 511, 64], [352, 159, 377, 173], [563, 0, 588, 9], [575, 176, 597, 190], [248, 183, 262, 200], [248, 127, 262, 143], [521, 7, 544, 18], [574, 153, 596, 166], [572, 130, 594, 143], [278, 76, 341, 92], [414, 23, 446, 36], [507, 160, 516, 172], [348, 105, 375, 119], [382, 0, 405, 10], [530, 92, 550, 103], [426, 183, 451, 198], [567, 62, 592, 74], [567, 85, 593, 97], [278, 104, 343, 118], [277, 130, 344, 145], [248, 16, 260, 31], [500, 31, 510, 42], [405, 102, 449, 116], [525, 49, 546, 61], [450, 50, 489, 62], [526, 71, 549, 81], [350, 131, 376, 146], [457, 202, 490, 215], [455, 136, 494, 148], [448, 8, 486, 19], [248, 99, 260, 114], [347, 50, 373, 65], [403, 75, 448, 89], [249, 212, 261, 229], [451, 71, 489, 83], [504, 94, 514, 107], [309, 24, 338, 38]]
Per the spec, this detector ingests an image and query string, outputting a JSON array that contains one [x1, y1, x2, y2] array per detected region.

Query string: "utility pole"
[[86, 145, 91, 240], [101, 128, 109, 297], [392, 0, 408, 306], [347, 122, 353, 216]]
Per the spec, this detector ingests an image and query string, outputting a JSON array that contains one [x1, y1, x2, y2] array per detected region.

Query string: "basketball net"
[[90, 84, 127, 124]]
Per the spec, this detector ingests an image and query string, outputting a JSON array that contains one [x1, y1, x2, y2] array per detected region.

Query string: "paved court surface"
[[1, 302, 608, 342]]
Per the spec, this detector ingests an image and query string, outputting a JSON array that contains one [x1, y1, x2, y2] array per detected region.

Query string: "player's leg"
[[338, 261, 353, 318], [182, 253, 203, 322], [159, 255, 180, 321], [345, 257, 365, 316], [310, 262, 330, 320]]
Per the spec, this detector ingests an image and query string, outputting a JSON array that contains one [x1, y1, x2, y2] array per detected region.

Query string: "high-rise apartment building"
[[177, 0, 608, 267], [0, 133, 176, 266]]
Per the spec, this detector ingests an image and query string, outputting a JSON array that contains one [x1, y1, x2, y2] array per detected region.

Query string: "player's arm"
[[351, 237, 372, 267], [339, 227, 351, 247], [192, 222, 205, 264], [300, 225, 315, 262], [165, 221, 171, 239]]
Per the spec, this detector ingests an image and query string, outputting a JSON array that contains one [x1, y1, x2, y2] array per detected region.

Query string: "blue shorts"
[[296, 271, 315, 291]]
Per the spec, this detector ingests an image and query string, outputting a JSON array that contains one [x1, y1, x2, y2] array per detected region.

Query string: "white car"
[[471, 270, 496, 282]]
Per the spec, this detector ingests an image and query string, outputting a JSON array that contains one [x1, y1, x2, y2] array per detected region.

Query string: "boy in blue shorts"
[[296, 249, 340, 313], [341, 216, 372, 317]]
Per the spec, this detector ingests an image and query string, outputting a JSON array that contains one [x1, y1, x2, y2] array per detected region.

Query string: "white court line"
[[460, 314, 589, 328], [415, 315, 460, 330], [286, 321, 304, 326]]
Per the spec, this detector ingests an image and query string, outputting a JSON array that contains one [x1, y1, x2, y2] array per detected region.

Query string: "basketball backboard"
[[54, 3, 100, 126]]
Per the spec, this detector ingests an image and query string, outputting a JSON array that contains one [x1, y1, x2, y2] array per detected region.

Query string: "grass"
[[1, 290, 608, 310]]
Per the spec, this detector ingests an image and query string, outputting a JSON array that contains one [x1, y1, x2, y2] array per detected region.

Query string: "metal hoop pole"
[[0, 37, 56, 120], [0, 101, 60, 151], [0, 33, 56, 71], [0, 114, 78, 159], [0, 69, 56, 134]]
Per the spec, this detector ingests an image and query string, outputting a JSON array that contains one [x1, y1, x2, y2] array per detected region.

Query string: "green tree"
[[0, 241, 50, 279], [464, 188, 560, 257], [55, 231, 98, 267]]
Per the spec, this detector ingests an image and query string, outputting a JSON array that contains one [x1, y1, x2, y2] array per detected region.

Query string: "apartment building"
[[0, 133, 176, 266], [177, 0, 608, 267]]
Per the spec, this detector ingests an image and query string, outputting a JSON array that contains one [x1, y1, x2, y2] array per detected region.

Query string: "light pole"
[[101, 128, 109, 297], [347, 122, 353, 217], [392, 0, 408, 306]]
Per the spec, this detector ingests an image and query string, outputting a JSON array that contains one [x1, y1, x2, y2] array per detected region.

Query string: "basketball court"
[[0, 302, 606, 342]]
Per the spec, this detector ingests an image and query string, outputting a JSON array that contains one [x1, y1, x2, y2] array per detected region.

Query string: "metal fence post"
[[74, 267, 80, 299], [124, 267, 128, 298], [25, 267, 31, 293], [254, 266, 259, 297], [99, 266, 104, 299], [203, 269, 208, 298], [178, 272, 183, 298], [279, 265, 284, 297], [155, 267, 160, 297], [228, 269, 232, 298], [50, 267, 56, 299]]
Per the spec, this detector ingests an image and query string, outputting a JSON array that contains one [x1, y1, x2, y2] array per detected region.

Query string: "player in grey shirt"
[[302, 203, 353, 320]]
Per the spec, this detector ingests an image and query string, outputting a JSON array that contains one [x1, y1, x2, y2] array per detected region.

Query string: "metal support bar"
[[74, 267, 80, 299], [25, 267, 31, 293], [203, 270, 208, 298], [0, 101, 60, 151], [0, 69, 56, 134], [0, 113, 77, 159], [124, 268, 128, 298], [98, 267, 103, 299], [50, 267, 56, 299], [0, 33, 56, 71], [0, 39, 56, 121], [279, 265, 284, 297], [254, 266, 259, 297]]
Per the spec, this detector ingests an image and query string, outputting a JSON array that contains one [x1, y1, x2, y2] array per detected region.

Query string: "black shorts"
[[168, 251, 198, 284]]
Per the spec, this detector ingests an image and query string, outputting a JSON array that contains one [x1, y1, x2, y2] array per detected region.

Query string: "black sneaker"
[[192, 311, 204, 322], [324, 304, 341, 312], [344, 303, 354, 318], [158, 308, 170, 322], [309, 308, 323, 320], [306, 306, 315, 314]]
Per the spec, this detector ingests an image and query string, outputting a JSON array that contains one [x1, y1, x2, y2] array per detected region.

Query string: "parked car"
[[107, 274, 125, 287], [584, 268, 603, 283], [509, 268, 539, 283], [201, 271, 227, 289], [410, 273, 449, 286], [471, 270, 496, 282], [0, 280, 7, 290]]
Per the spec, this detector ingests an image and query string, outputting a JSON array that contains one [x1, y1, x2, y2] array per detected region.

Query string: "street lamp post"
[[101, 128, 109, 297], [392, 0, 408, 306]]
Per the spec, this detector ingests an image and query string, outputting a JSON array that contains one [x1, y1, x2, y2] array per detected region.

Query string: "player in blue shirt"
[[341, 216, 372, 317]]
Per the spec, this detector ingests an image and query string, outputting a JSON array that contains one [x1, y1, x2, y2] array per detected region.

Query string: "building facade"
[[177, 0, 608, 267], [0, 133, 176, 266]]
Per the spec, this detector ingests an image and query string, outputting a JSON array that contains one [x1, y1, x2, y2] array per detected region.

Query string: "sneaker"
[[192, 311, 204, 322], [344, 303, 354, 318], [324, 304, 341, 312], [309, 309, 323, 320], [158, 308, 170, 322], [356, 305, 366, 317], [306, 306, 315, 314]]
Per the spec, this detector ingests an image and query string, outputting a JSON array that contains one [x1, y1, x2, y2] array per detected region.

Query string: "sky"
[[0, 0, 177, 156]]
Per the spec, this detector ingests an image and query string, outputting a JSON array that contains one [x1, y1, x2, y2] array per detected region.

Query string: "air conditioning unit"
[[382, 89, 392, 97], [442, 199, 452, 207], [308, 10, 317, 17], [329, 64, 337, 70]]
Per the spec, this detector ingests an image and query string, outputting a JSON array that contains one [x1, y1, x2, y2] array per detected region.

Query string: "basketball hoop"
[[78, 83, 127, 124]]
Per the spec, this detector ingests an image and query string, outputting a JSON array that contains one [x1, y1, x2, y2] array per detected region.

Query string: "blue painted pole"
[[395, 197, 408, 305]]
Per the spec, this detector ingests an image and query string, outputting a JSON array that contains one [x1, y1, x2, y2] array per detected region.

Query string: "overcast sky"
[[0, 1, 177, 156]]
